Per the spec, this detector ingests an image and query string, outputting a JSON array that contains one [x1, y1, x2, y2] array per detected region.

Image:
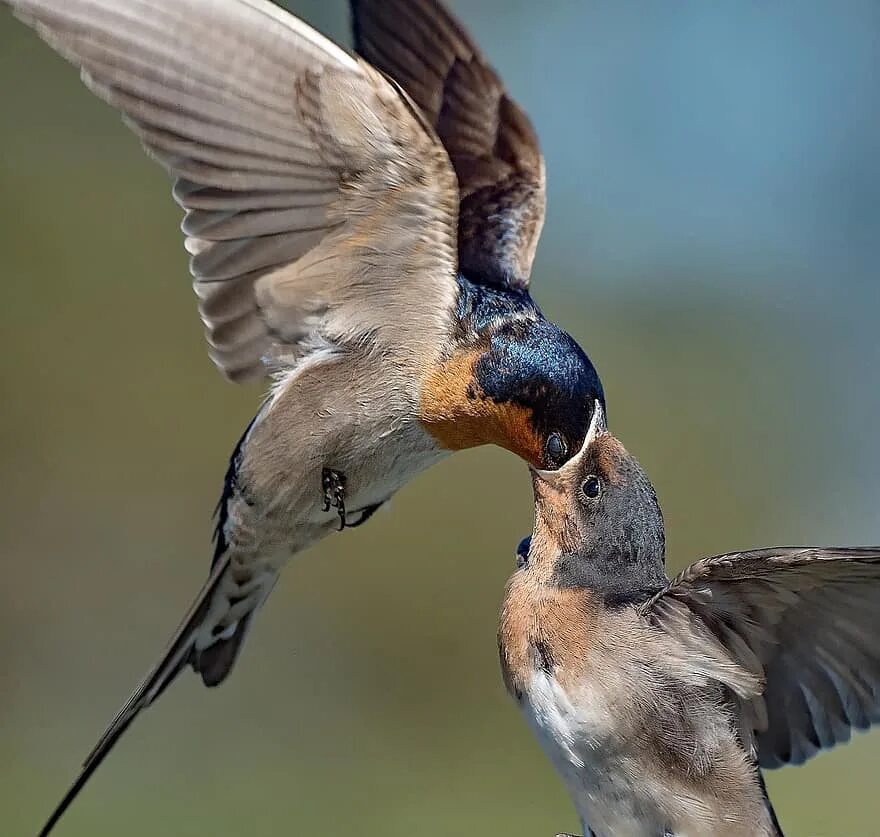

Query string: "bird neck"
[[552, 547, 668, 607]]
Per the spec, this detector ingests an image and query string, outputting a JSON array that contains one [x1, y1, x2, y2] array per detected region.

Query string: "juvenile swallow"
[[500, 404, 880, 837], [4, 0, 604, 832]]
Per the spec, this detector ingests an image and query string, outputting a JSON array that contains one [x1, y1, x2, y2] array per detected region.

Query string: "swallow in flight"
[[500, 403, 880, 837], [3, 0, 604, 832]]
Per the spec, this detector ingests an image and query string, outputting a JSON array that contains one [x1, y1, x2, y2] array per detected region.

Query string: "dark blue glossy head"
[[421, 277, 605, 468], [474, 315, 605, 470]]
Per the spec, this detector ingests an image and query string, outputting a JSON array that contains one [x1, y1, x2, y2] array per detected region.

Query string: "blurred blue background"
[[1, 1, 878, 835]]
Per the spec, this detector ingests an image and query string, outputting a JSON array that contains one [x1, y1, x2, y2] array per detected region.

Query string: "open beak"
[[529, 398, 604, 530], [528, 400, 606, 561]]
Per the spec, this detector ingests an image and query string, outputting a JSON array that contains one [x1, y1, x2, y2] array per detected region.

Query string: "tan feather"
[[7, 0, 461, 382], [352, 0, 546, 289]]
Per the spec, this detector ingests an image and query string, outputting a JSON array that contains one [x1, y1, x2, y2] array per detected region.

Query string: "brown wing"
[[351, 0, 546, 289], [643, 547, 880, 769], [8, 0, 459, 383]]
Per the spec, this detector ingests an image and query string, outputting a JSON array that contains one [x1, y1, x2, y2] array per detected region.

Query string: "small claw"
[[321, 468, 348, 530], [321, 470, 333, 512], [335, 495, 346, 531]]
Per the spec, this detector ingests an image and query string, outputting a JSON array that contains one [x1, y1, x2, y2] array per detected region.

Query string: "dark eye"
[[581, 475, 602, 500], [544, 432, 568, 469]]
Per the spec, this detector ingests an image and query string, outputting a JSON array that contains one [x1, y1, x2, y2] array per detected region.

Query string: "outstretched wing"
[[643, 547, 880, 768], [351, 0, 546, 290], [8, 0, 459, 382]]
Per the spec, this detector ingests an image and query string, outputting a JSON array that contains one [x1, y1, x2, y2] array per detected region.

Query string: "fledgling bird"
[[2, 0, 604, 833], [500, 403, 880, 837]]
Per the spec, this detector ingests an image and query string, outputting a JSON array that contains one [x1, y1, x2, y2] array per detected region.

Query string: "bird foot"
[[321, 467, 347, 531]]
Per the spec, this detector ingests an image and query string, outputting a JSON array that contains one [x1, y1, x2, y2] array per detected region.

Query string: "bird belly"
[[522, 670, 663, 837], [520, 669, 773, 837], [229, 351, 449, 562], [332, 416, 448, 520]]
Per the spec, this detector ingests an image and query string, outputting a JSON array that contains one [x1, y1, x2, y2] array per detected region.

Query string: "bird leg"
[[321, 468, 347, 531]]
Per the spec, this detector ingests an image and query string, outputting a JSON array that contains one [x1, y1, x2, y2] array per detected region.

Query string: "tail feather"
[[193, 567, 279, 686], [193, 409, 268, 688], [39, 411, 269, 834], [38, 552, 234, 837], [757, 766, 785, 836], [195, 610, 256, 687]]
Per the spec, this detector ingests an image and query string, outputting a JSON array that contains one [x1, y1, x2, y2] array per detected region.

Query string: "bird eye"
[[544, 432, 568, 469], [581, 475, 602, 500]]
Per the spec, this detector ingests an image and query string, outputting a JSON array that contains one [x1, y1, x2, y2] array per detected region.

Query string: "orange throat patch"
[[418, 348, 544, 465], [498, 574, 599, 699]]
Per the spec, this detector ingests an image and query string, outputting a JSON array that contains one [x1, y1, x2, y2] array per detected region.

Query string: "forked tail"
[[37, 547, 269, 836], [38, 407, 272, 834]]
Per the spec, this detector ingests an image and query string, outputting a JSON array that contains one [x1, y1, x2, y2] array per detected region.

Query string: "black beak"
[[515, 535, 532, 569]]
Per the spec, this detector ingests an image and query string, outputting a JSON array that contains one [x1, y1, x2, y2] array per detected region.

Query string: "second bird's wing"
[[642, 547, 880, 768], [7, 0, 460, 382], [351, 0, 546, 290]]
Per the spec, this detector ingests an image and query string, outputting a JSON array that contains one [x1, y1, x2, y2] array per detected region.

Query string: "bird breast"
[[499, 578, 775, 836]]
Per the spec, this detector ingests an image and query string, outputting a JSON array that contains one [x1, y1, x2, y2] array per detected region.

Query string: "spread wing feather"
[[643, 547, 880, 768], [8, 0, 460, 381], [351, 0, 546, 289]]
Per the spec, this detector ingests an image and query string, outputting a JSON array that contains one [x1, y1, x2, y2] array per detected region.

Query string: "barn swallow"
[[4, 0, 604, 832], [500, 403, 880, 837]]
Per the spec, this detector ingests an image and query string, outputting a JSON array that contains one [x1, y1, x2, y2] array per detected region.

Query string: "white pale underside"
[[521, 670, 763, 837], [524, 670, 656, 837]]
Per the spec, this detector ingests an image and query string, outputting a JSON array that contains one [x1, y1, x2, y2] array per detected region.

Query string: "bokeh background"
[[1, 1, 878, 835]]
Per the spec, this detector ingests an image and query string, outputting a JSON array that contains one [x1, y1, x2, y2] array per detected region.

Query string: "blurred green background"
[[1, 1, 878, 835]]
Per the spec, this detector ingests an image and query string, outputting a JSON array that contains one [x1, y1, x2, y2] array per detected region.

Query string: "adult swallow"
[[500, 404, 880, 837], [4, 0, 603, 832]]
